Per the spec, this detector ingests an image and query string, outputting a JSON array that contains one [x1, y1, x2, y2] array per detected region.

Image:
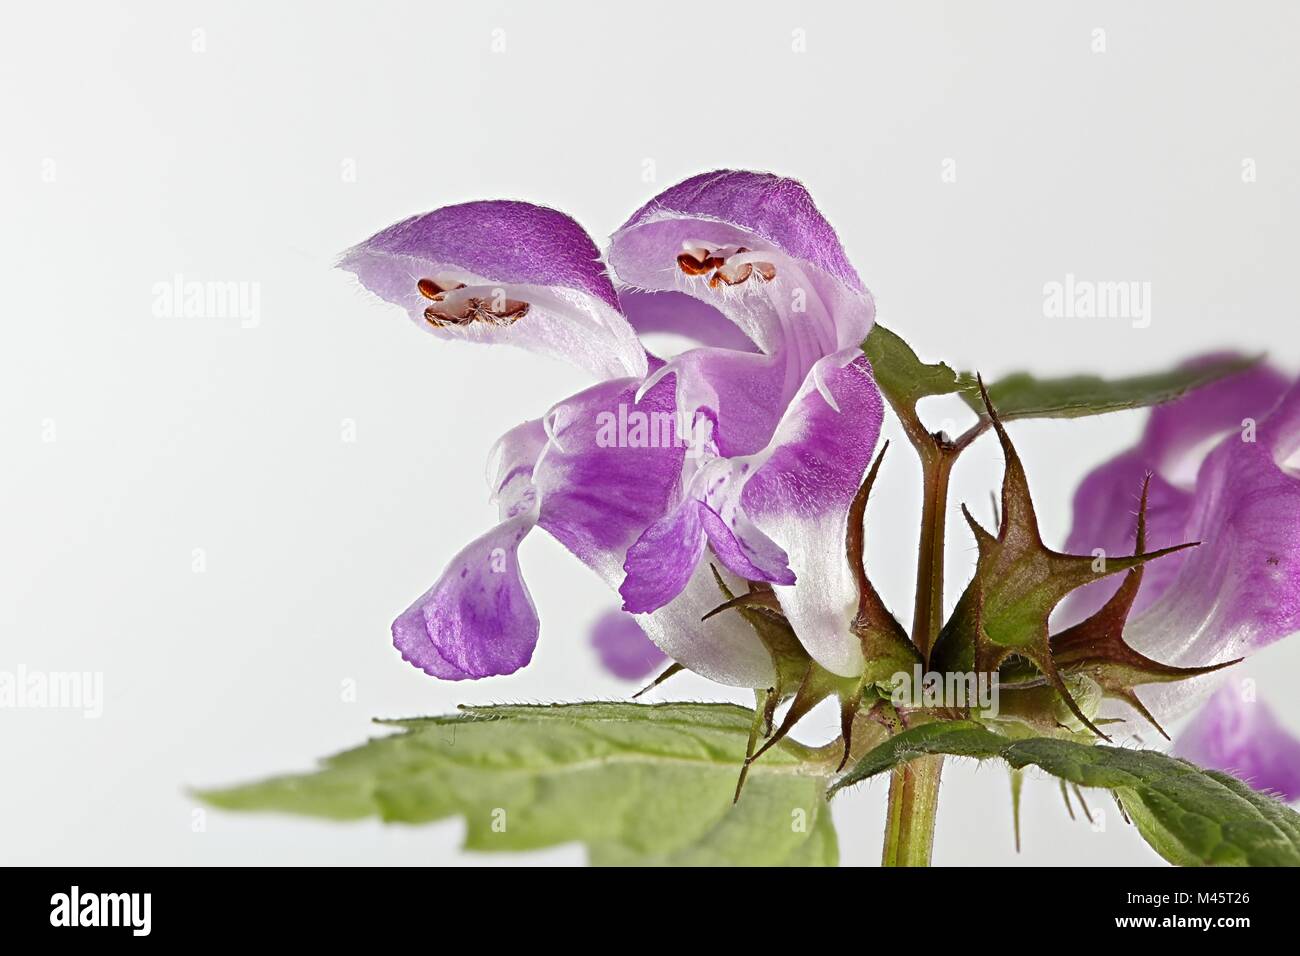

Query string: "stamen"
[[423, 303, 474, 327], [421, 286, 530, 328], [676, 245, 777, 287], [481, 298, 530, 324], [416, 277, 466, 301], [677, 247, 723, 276], [711, 260, 753, 286]]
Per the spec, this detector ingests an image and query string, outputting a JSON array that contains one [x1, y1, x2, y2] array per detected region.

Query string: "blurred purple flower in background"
[[1062, 362, 1300, 770], [1174, 682, 1300, 802], [590, 609, 666, 681]]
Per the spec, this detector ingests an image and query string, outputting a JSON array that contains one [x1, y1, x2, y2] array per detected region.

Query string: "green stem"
[[881, 755, 944, 866], [882, 444, 954, 866]]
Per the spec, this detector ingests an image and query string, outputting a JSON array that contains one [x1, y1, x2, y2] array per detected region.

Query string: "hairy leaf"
[[862, 323, 966, 412], [958, 356, 1258, 422], [862, 325, 1257, 429], [198, 702, 837, 866], [831, 721, 1300, 866]]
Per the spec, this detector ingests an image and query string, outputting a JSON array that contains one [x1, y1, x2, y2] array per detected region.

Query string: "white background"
[[3, 0, 1298, 866]]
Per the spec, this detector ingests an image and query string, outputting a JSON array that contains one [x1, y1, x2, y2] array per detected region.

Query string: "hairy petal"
[[1174, 682, 1300, 802], [743, 352, 886, 677], [620, 498, 707, 614], [391, 426, 544, 680], [614, 170, 865, 296], [609, 171, 873, 444], [340, 200, 646, 379], [1061, 361, 1291, 627], [536, 375, 778, 687], [697, 503, 795, 586], [618, 289, 758, 354], [1115, 382, 1300, 725]]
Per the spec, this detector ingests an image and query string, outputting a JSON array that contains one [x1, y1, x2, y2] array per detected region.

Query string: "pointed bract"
[[932, 379, 1197, 738]]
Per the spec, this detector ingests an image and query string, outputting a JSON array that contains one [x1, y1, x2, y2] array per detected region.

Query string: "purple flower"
[[1062, 362, 1300, 727], [343, 171, 885, 685], [590, 609, 666, 681], [1173, 682, 1300, 802], [338, 200, 646, 380]]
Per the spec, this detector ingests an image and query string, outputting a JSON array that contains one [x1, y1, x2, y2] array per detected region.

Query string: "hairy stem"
[[882, 440, 955, 866], [881, 755, 944, 866]]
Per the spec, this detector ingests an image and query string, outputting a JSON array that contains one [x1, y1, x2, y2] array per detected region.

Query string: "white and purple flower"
[[1061, 361, 1300, 790], [342, 172, 1300, 807], [341, 171, 885, 687]]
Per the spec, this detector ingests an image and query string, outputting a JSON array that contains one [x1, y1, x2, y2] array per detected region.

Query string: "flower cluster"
[[341, 171, 1300, 796]]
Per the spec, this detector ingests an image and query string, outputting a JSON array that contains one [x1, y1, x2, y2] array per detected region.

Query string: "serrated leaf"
[[198, 702, 838, 866], [831, 720, 1300, 866], [957, 356, 1258, 423]]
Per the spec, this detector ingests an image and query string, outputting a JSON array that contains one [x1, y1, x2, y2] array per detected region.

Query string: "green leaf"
[[831, 720, 1300, 866], [198, 702, 838, 866], [862, 323, 966, 413], [862, 324, 1258, 430], [957, 356, 1258, 423]]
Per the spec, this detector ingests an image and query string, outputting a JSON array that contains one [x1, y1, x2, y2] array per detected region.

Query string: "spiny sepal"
[[846, 441, 924, 686], [1048, 475, 1239, 738], [705, 566, 809, 693], [705, 568, 878, 797], [931, 378, 1195, 740], [707, 442, 925, 798]]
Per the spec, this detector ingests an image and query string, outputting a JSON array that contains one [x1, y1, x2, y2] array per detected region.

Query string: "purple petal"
[[698, 502, 795, 586], [621, 493, 794, 614], [616, 170, 865, 293], [742, 351, 886, 676], [1144, 356, 1291, 476], [619, 499, 706, 614], [608, 171, 874, 430], [533, 374, 777, 687], [392, 510, 538, 680], [391, 421, 545, 680], [1061, 360, 1290, 627], [639, 347, 799, 458], [1112, 381, 1300, 726], [392, 362, 784, 688], [618, 289, 758, 353], [1135, 382, 1300, 658], [590, 609, 667, 680], [534, 374, 686, 569], [340, 200, 646, 378], [1173, 682, 1300, 802]]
